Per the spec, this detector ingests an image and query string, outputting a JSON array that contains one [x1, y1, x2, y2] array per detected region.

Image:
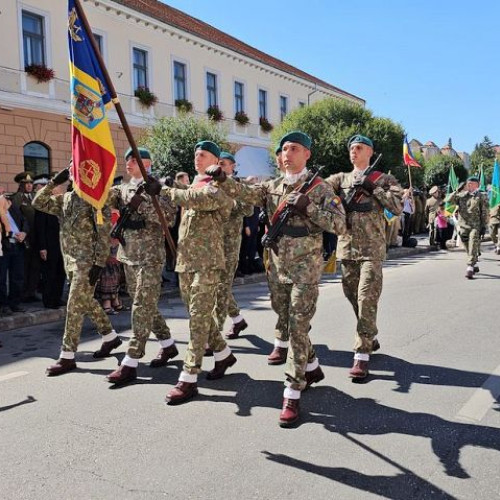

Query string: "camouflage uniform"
[[162, 175, 233, 375], [446, 189, 489, 266], [326, 171, 402, 354], [489, 205, 500, 248], [215, 184, 254, 330], [218, 173, 346, 390], [33, 181, 113, 352], [425, 195, 442, 246], [108, 179, 177, 359]]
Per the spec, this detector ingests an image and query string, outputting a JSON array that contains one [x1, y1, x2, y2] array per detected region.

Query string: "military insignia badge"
[[328, 195, 342, 209], [72, 81, 104, 129], [78, 159, 102, 189]]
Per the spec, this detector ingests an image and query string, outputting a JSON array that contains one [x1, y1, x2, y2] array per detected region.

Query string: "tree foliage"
[[470, 135, 497, 182], [271, 98, 405, 178], [423, 154, 467, 187], [139, 114, 230, 178]]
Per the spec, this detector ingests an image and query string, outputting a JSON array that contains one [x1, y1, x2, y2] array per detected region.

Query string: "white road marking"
[[0, 371, 29, 382], [455, 364, 500, 423]]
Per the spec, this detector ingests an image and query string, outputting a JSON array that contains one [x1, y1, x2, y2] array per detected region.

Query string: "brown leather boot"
[[206, 353, 237, 380], [93, 336, 122, 359], [349, 360, 369, 379], [279, 398, 300, 427], [165, 381, 198, 405], [225, 319, 248, 339], [150, 344, 179, 368], [46, 358, 77, 376], [305, 366, 325, 389], [106, 364, 137, 385], [267, 347, 288, 365]]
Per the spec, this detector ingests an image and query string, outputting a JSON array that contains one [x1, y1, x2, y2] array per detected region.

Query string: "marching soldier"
[[106, 147, 179, 385], [33, 165, 121, 376], [161, 141, 237, 405], [207, 131, 346, 427], [215, 152, 253, 339], [325, 134, 403, 381], [425, 186, 442, 248], [489, 203, 500, 255], [446, 176, 489, 278]]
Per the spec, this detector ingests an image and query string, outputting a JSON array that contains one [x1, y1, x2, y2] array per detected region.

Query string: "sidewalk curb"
[[0, 244, 432, 333]]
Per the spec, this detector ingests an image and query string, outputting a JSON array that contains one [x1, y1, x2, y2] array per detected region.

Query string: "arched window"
[[24, 141, 50, 177]]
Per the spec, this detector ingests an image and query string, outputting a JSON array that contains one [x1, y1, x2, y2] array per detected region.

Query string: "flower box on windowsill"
[[175, 99, 193, 113], [259, 116, 273, 133], [207, 105, 224, 122], [234, 111, 250, 126], [25, 64, 55, 83], [134, 86, 158, 108]]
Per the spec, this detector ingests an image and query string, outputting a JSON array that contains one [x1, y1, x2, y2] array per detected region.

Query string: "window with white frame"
[[173, 61, 187, 101], [259, 89, 268, 119], [280, 95, 288, 121], [234, 81, 244, 113], [133, 47, 148, 90], [206, 72, 218, 107], [22, 10, 45, 67], [92, 33, 103, 55]]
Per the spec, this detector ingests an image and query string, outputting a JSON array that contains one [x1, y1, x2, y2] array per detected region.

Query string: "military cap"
[[279, 131, 312, 150], [33, 173, 50, 186], [347, 134, 374, 149], [194, 140, 220, 158], [467, 175, 479, 183], [124, 146, 151, 161], [429, 186, 439, 195], [219, 151, 236, 163], [14, 172, 34, 183], [274, 144, 282, 155]]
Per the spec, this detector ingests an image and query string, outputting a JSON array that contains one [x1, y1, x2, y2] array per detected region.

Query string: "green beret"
[[467, 176, 479, 183], [279, 131, 312, 150], [274, 144, 282, 155], [194, 140, 220, 158], [219, 151, 235, 163], [124, 147, 151, 161], [14, 172, 34, 183], [347, 134, 374, 149]]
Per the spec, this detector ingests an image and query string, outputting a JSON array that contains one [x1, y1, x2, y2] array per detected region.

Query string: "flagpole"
[[72, 0, 176, 261]]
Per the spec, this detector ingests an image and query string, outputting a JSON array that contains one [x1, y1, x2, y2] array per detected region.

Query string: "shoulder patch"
[[329, 195, 342, 208]]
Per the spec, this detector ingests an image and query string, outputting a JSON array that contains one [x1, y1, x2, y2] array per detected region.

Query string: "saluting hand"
[[205, 166, 226, 182], [144, 176, 162, 196], [287, 192, 311, 215]]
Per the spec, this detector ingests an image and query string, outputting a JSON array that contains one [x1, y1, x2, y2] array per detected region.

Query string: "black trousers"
[[40, 251, 66, 307]]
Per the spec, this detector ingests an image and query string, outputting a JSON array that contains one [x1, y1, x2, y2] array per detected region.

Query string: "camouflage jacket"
[[425, 196, 442, 224], [108, 179, 176, 266], [326, 171, 403, 261], [32, 181, 110, 272], [447, 190, 489, 230], [161, 175, 233, 273], [218, 172, 346, 285], [490, 204, 500, 224]]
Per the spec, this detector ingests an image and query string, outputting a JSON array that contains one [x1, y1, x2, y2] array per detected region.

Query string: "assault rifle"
[[262, 166, 325, 255], [343, 153, 382, 207], [110, 185, 145, 247]]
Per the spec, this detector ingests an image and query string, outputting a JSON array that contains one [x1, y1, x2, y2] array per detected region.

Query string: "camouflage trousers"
[[270, 282, 318, 391], [215, 250, 240, 331], [459, 228, 480, 266], [489, 221, 499, 246], [341, 260, 383, 353], [269, 280, 291, 342], [179, 269, 227, 375], [124, 263, 171, 359], [62, 265, 113, 352]]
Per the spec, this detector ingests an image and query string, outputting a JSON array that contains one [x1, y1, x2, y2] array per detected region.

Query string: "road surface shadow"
[[0, 395, 37, 413]]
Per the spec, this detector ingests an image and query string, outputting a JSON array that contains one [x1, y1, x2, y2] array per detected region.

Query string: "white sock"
[[121, 355, 139, 368], [306, 358, 319, 372], [159, 338, 174, 348], [214, 346, 231, 361], [101, 330, 117, 343], [274, 339, 289, 348], [60, 351, 75, 360], [231, 314, 244, 324], [283, 387, 301, 399], [179, 371, 197, 383], [354, 353, 370, 361]]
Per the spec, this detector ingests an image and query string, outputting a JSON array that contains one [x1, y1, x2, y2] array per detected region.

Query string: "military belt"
[[346, 201, 373, 213], [281, 224, 310, 238], [122, 219, 146, 230]]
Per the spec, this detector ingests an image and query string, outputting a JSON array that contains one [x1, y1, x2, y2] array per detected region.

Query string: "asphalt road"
[[1, 243, 500, 500]]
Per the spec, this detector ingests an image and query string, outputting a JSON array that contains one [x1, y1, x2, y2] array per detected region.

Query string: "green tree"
[[271, 98, 405, 178], [470, 135, 496, 182], [139, 114, 230, 178], [424, 154, 466, 187]]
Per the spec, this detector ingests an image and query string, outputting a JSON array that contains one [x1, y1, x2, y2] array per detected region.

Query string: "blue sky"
[[162, 0, 499, 154]]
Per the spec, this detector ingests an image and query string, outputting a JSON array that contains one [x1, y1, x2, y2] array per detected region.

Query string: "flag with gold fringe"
[[68, 0, 116, 223]]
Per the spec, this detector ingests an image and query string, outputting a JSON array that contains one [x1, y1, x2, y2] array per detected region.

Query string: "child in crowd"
[[435, 202, 449, 250]]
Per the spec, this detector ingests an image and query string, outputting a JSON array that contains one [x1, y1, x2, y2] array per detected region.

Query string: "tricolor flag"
[[68, 0, 116, 223], [490, 159, 500, 210], [403, 135, 422, 168]]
